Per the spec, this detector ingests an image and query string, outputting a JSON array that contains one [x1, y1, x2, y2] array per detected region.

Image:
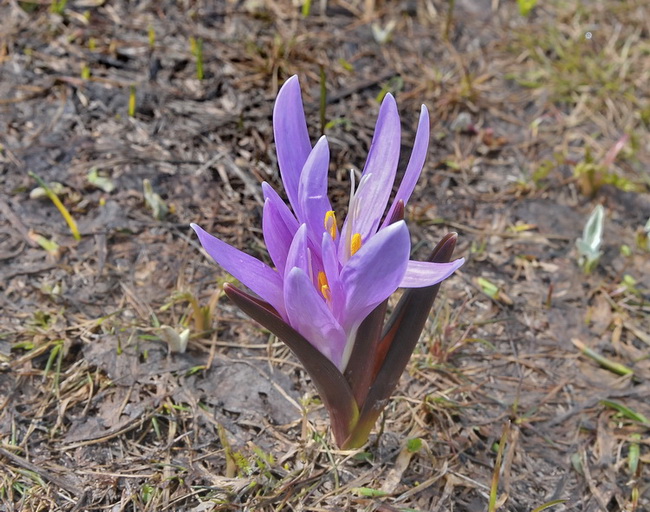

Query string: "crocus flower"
[[192, 76, 464, 448]]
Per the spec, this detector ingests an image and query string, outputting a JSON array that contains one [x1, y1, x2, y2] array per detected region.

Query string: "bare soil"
[[1, 1, 648, 511]]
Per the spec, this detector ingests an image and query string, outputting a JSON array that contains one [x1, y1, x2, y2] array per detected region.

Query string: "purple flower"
[[192, 76, 464, 448]]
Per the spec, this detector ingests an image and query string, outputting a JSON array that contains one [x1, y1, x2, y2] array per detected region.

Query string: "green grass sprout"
[[87, 167, 115, 193], [572, 338, 634, 377], [338, 58, 354, 72], [600, 400, 649, 425], [128, 85, 136, 117], [324, 117, 351, 131], [530, 500, 568, 512], [628, 433, 641, 474], [576, 204, 604, 274], [29, 171, 81, 241], [43, 340, 64, 394], [375, 76, 403, 103], [371, 20, 396, 45], [190, 37, 204, 80], [50, 0, 67, 15], [29, 233, 60, 255], [637, 216, 650, 250], [517, 0, 537, 16], [301, 0, 311, 17], [143, 178, 168, 220], [488, 421, 510, 512], [157, 325, 190, 353], [148, 24, 155, 48], [160, 290, 214, 334], [407, 437, 422, 453], [351, 487, 390, 497]]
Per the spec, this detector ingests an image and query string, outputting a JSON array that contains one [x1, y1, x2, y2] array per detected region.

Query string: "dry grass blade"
[[488, 421, 510, 512], [0, 447, 83, 497]]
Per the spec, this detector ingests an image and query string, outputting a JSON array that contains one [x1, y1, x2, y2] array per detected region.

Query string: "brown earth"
[[1, 0, 649, 510]]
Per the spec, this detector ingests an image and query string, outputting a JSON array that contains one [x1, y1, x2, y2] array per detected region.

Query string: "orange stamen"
[[324, 211, 337, 239], [318, 271, 331, 300], [350, 233, 362, 256]]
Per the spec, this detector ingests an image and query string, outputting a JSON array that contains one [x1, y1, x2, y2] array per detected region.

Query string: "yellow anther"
[[350, 233, 362, 256], [318, 271, 331, 300], [324, 211, 337, 239]]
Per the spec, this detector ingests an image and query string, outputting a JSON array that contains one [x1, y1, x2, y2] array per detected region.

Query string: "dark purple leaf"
[[343, 233, 458, 448], [224, 284, 359, 446]]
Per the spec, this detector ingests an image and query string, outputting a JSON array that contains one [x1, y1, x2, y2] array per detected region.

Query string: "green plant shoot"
[[576, 204, 604, 273]]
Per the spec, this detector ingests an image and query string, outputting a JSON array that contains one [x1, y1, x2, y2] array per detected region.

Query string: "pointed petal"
[[273, 76, 312, 216], [263, 198, 295, 273], [261, 182, 300, 274], [400, 257, 464, 288], [263, 182, 299, 222], [284, 224, 310, 280], [261, 183, 299, 227], [382, 105, 430, 229], [340, 220, 410, 333], [342, 233, 458, 449], [224, 283, 358, 447], [191, 223, 286, 318], [264, 182, 325, 280], [284, 267, 348, 369], [298, 136, 334, 246], [342, 94, 401, 240], [321, 232, 345, 320]]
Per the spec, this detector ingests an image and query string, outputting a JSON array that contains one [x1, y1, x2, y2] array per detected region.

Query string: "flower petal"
[[262, 182, 300, 229], [382, 105, 430, 229], [342, 93, 401, 241], [284, 267, 348, 369], [284, 224, 310, 280], [191, 223, 286, 318], [224, 283, 359, 447], [298, 136, 334, 246], [321, 231, 345, 319], [263, 198, 296, 273], [264, 182, 325, 280], [273, 75, 312, 216], [340, 220, 410, 333], [400, 257, 465, 288]]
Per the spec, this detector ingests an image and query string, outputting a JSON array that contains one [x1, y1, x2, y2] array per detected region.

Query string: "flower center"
[[343, 171, 371, 260]]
